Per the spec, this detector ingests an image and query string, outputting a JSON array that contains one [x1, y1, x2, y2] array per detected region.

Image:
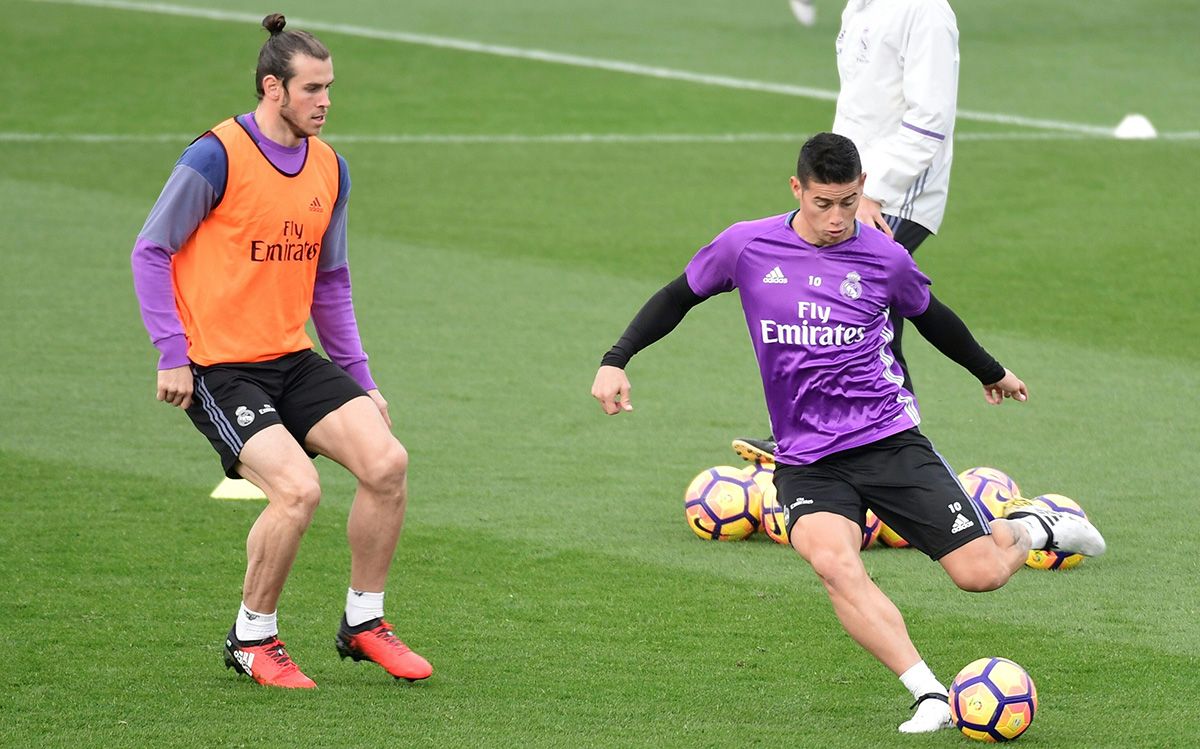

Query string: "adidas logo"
[[309, 197, 323, 212], [232, 649, 255, 674], [950, 513, 975, 534], [763, 266, 788, 284]]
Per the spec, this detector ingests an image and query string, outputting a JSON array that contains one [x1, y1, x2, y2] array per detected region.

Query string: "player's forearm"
[[311, 264, 377, 391], [908, 294, 1004, 384], [131, 237, 190, 369], [601, 274, 703, 368]]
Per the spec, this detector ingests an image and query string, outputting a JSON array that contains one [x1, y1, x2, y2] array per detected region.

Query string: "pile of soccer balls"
[[956, 466, 1093, 571], [684, 461, 1094, 570]]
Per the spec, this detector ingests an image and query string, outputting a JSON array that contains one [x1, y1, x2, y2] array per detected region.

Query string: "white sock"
[[899, 660, 947, 700], [346, 588, 385, 627], [1011, 516, 1049, 549], [897, 661, 952, 733], [235, 603, 278, 642]]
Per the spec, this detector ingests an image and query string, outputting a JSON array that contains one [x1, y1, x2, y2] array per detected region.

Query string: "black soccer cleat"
[[732, 437, 777, 464]]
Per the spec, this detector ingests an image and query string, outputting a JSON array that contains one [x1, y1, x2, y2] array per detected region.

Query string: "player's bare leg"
[[790, 513, 922, 672], [225, 426, 323, 688], [306, 395, 431, 680], [790, 512, 951, 732], [306, 396, 408, 591], [938, 520, 1031, 592], [236, 425, 324, 613]]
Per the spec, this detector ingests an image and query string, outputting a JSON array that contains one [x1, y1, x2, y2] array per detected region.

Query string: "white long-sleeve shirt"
[[832, 0, 959, 233]]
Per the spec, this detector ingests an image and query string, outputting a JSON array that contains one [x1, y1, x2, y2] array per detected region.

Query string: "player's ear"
[[789, 175, 803, 199], [262, 74, 283, 101]]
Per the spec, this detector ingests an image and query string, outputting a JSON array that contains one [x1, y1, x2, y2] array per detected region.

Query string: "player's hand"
[[367, 389, 392, 428], [592, 365, 633, 415], [857, 197, 894, 238], [983, 369, 1028, 405], [156, 365, 194, 409]]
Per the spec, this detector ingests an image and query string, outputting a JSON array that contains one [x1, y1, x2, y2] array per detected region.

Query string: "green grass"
[[2, 0, 1199, 746]]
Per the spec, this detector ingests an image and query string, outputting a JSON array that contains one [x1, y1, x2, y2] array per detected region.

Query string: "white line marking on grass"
[[0, 132, 190, 143], [34, 0, 1188, 140], [2, 131, 1198, 145]]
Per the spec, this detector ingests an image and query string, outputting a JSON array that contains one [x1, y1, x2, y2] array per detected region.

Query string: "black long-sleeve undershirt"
[[601, 274, 702, 369], [601, 274, 1006, 385], [908, 295, 1005, 384]]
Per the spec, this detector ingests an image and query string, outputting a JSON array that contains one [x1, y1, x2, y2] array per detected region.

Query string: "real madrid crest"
[[839, 271, 863, 300], [235, 405, 255, 427]]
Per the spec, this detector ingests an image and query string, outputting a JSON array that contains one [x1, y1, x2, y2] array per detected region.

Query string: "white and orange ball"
[[684, 466, 762, 541], [759, 486, 790, 545], [742, 462, 788, 544], [958, 467, 1022, 521], [741, 461, 775, 501], [877, 519, 910, 548], [861, 509, 883, 549], [949, 657, 1038, 742]]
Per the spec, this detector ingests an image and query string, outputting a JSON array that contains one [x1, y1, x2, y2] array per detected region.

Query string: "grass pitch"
[[2, 1, 1198, 746]]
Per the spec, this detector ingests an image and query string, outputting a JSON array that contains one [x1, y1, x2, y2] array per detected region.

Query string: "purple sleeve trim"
[[131, 238, 190, 369], [311, 265, 377, 392], [901, 121, 946, 141]]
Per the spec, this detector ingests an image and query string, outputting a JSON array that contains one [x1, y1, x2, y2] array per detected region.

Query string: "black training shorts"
[[185, 349, 367, 478], [773, 428, 990, 560]]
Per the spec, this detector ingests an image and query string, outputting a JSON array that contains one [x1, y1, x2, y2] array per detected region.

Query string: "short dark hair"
[[255, 14, 331, 101], [796, 132, 862, 186]]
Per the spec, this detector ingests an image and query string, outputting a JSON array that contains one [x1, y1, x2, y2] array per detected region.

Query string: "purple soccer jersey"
[[685, 212, 932, 465]]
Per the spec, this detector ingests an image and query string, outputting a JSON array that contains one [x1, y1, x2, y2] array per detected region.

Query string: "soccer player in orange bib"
[[131, 14, 430, 688]]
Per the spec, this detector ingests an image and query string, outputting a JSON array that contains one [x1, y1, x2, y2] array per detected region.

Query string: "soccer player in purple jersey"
[[591, 133, 1106, 733], [735, 0, 962, 462]]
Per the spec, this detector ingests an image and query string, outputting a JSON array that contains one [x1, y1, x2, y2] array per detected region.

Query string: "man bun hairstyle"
[[796, 132, 862, 186], [255, 13, 331, 100], [262, 12, 287, 35]]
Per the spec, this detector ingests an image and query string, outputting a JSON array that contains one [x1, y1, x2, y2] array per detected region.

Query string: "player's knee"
[[272, 475, 322, 525], [943, 540, 1017, 592], [807, 547, 867, 592], [359, 440, 408, 499], [950, 565, 1008, 593]]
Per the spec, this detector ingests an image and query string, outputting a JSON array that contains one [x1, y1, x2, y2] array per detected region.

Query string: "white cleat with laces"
[[898, 693, 953, 733], [1005, 498, 1107, 557]]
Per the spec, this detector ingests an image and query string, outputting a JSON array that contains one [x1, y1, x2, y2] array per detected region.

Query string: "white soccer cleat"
[[1005, 498, 1107, 557], [789, 0, 817, 27], [898, 693, 952, 734]]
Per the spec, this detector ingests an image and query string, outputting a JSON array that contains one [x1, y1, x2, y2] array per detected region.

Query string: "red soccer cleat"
[[335, 617, 432, 681], [224, 629, 317, 689]]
